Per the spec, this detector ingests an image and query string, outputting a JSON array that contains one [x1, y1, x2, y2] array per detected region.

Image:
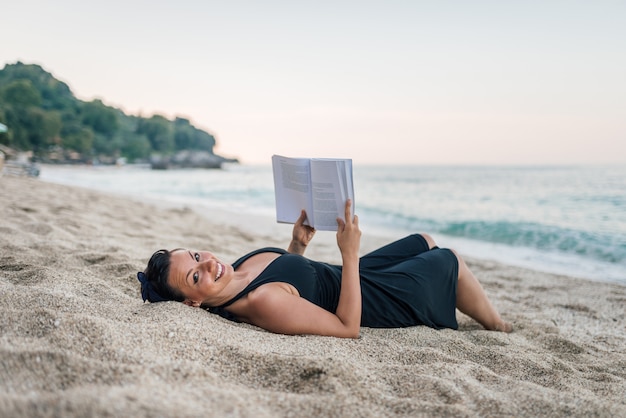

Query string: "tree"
[[174, 117, 195, 149], [81, 99, 118, 137], [194, 129, 216, 152], [22, 108, 62, 151], [61, 121, 94, 154], [0, 78, 57, 152], [174, 117, 216, 152], [136, 114, 174, 152], [121, 132, 151, 161], [0, 106, 58, 150], [0, 62, 74, 111], [1, 79, 42, 108]]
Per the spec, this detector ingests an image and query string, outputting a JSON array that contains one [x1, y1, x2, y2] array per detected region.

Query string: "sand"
[[1, 174, 625, 418]]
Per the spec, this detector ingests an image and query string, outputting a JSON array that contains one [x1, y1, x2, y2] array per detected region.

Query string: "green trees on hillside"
[[0, 62, 220, 163], [0, 79, 62, 152]]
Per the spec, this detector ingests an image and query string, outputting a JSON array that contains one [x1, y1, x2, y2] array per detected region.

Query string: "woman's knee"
[[419, 233, 437, 249], [448, 248, 467, 271]]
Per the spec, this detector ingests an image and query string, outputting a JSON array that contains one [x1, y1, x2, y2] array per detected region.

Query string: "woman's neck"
[[203, 252, 281, 307]]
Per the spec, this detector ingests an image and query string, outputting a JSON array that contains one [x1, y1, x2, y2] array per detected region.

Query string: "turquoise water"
[[40, 163, 626, 285]]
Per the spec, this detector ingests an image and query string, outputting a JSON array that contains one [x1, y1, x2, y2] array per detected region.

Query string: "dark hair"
[[137, 249, 185, 303]]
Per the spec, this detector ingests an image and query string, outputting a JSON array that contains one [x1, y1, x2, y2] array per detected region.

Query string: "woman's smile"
[[215, 262, 224, 281]]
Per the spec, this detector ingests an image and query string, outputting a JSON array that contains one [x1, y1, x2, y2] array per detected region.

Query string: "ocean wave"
[[439, 220, 625, 263], [361, 207, 625, 266]]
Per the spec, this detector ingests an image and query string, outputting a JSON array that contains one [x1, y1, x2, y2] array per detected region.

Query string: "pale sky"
[[2, 0, 625, 165]]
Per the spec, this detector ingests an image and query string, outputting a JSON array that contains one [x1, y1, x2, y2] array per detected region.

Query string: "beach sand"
[[1, 175, 625, 417]]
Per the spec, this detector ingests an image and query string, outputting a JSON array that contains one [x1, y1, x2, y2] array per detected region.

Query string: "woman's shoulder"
[[232, 247, 287, 268], [227, 281, 301, 326]]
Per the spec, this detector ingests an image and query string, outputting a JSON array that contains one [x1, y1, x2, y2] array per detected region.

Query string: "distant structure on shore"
[[0, 144, 40, 177]]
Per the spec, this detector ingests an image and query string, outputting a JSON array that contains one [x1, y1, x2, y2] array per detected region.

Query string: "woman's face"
[[167, 249, 233, 306]]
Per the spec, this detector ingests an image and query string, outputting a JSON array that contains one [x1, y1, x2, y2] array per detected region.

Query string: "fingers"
[[295, 209, 307, 226], [337, 199, 358, 231], [342, 199, 358, 226], [336, 199, 361, 257], [344, 199, 352, 222]]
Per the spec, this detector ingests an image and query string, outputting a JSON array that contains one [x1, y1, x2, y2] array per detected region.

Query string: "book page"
[[271, 155, 314, 225], [309, 158, 354, 231]]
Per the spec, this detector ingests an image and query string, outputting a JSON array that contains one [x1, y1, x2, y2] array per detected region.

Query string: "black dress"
[[208, 234, 459, 330]]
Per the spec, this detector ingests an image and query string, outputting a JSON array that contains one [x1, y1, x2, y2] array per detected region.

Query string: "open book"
[[271, 155, 355, 231]]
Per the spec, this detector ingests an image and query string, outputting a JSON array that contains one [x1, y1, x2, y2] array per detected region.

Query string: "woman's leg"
[[451, 249, 513, 332], [360, 234, 433, 270], [420, 233, 437, 250]]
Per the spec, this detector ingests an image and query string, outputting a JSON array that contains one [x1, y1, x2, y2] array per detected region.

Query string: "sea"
[[39, 163, 626, 286]]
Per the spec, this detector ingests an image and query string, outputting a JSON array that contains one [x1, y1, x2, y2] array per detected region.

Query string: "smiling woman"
[[138, 202, 512, 338]]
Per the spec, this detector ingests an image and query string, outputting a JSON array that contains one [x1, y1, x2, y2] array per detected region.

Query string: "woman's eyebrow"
[[185, 251, 195, 282]]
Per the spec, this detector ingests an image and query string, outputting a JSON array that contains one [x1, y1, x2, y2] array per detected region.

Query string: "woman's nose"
[[200, 259, 213, 270]]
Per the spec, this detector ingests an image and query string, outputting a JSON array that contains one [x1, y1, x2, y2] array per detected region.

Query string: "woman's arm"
[[243, 201, 362, 338], [333, 199, 361, 336], [287, 209, 316, 255]]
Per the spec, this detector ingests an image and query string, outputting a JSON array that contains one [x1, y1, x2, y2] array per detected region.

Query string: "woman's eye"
[[193, 272, 199, 284], [194, 253, 200, 262]]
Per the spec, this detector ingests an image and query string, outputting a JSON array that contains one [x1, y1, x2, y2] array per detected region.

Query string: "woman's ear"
[[183, 299, 200, 308]]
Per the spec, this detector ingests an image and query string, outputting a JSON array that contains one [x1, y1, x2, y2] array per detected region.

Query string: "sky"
[[2, 0, 625, 165]]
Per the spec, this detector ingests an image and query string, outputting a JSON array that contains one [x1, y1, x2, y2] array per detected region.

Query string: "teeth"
[[216, 263, 223, 280]]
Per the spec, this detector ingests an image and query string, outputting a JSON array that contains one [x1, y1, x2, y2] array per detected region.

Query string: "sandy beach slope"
[[1, 175, 625, 417]]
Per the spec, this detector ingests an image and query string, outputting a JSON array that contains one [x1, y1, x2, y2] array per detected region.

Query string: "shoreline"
[[1, 175, 625, 417]]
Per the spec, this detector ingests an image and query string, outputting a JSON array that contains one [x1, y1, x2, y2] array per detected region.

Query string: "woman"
[[138, 200, 512, 338]]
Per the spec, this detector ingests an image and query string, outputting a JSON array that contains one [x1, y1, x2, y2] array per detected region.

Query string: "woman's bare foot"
[[490, 321, 513, 333]]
